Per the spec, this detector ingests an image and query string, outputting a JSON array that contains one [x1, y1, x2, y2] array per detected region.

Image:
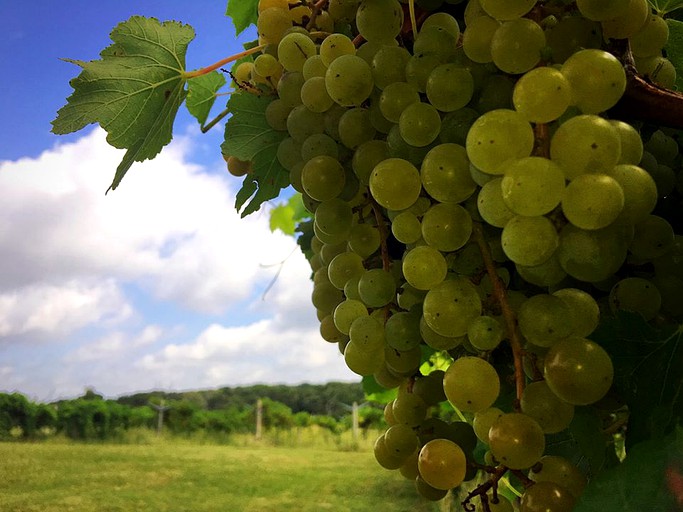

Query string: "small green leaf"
[[591, 313, 683, 448], [186, 71, 227, 126], [221, 92, 289, 217], [573, 432, 681, 511], [270, 203, 297, 235], [665, 19, 683, 90], [52, 16, 195, 192], [226, 0, 259, 36], [649, 0, 683, 14]]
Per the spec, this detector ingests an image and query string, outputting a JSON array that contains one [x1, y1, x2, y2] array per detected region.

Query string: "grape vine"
[[53, 1, 683, 510]]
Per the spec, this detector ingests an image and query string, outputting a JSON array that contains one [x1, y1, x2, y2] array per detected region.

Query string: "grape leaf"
[[591, 312, 683, 448], [545, 407, 606, 477], [270, 193, 309, 236], [221, 92, 289, 217], [666, 19, 683, 90], [362, 375, 398, 405], [186, 71, 226, 126], [573, 431, 682, 511], [226, 0, 259, 35], [295, 219, 315, 260], [52, 16, 195, 192], [649, 0, 683, 14]]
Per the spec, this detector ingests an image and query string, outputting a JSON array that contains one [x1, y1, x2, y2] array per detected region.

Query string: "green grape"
[[463, 15, 501, 63], [356, 0, 404, 43], [286, 105, 325, 143], [328, 0, 361, 22], [425, 64, 474, 113], [630, 14, 669, 58], [405, 53, 443, 93], [518, 294, 572, 348], [257, 7, 292, 44], [544, 336, 614, 405], [638, 56, 677, 89], [344, 339, 385, 376], [302, 55, 327, 80], [477, 178, 515, 228], [402, 245, 448, 291], [604, 164, 658, 224], [412, 371, 447, 406], [392, 389, 428, 426], [479, 0, 535, 20], [561, 49, 627, 114], [415, 475, 448, 501], [386, 311, 421, 351], [348, 223, 380, 259], [501, 215, 559, 267], [319, 33, 356, 67], [351, 140, 390, 186], [413, 26, 459, 63], [384, 423, 419, 462], [385, 345, 422, 376], [371, 46, 411, 89], [418, 439, 467, 490], [467, 316, 505, 351], [546, 15, 602, 64], [349, 315, 385, 353], [254, 53, 281, 78], [277, 32, 316, 72], [529, 455, 587, 498], [356, 39, 397, 64], [476, 75, 515, 113], [562, 174, 625, 230], [630, 215, 675, 260], [333, 299, 368, 335], [645, 130, 679, 164], [440, 108, 479, 146], [277, 71, 305, 107], [301, 76, 334, 113], [601, 0, 650, 40], [379, 82, 420, 123], [301, 133, 339, 162], [422, 12, 460, 39], [610, 120, 644, 165], [501, 157, 566, 216], [513, 67, 572, 123], [301, 155, 345, 201], [328, 252, 365, 289], [521, 481, 576, 512], [337, 108, 376, 150], [375, 365, 404, 389], [549, 114, 622, 179], [276, 137, 302, 171], [392, 211, 422, 244], [557, 223, 630, 282], [358, 268, 397, 308], [420, 144, 476, 204], [325, 55, 374, 107], [473, 407, 504, 443], [488, 413, 545, 469], [516, 255, 567, 287], [265, 99, 292, 131], [398, 102, 441, 148], [443, 356, 500, 412], [490, 18, 545, 75], [374, 433, 405, 469], [609, 277, 662, 321], [369, 158, 422, 211], [576, 0, 629, 21], [520, 381, 574, 434], [319, 313, 347, 343], [420, 316, 465, 350], [421, 203, 472, 252], [314, 198, 352, 236], [397, 283, 427, 311], [399, 449, 420, 480], [466, 109, 534, 175], [552, 288, 600, 337], [423, 277, 482, 338], [323, 104, 346, 141], [320, 241, 348, 266], [312, 280, 345, 314]]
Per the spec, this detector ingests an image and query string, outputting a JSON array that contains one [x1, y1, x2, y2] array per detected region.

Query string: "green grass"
[[0, 441, 446, 512]]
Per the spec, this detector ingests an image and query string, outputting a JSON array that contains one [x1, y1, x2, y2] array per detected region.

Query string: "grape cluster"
[[235, 0, 683, 509]]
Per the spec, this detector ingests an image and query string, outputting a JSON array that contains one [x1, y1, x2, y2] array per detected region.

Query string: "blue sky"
[[0, 2, 357, 401]]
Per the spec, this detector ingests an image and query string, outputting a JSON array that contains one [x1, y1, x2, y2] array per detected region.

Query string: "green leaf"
[[52, 16, 195, 192], [649, 0, 683, 14], [270, 193, 310, 235], [545, 408, 607, 477], [362, 375, 398, 405], [186, 71, 226, 126], [226, 0, 259, 35], [221, 92, 289, 216], [665, 19, 683, 90], [591, 313, 683, 448], [573, 432, 681, 511], [295, 219, 315, 260]]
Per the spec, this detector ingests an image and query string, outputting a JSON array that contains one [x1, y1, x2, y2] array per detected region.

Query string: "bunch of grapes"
[[231, 0, 683, 509]]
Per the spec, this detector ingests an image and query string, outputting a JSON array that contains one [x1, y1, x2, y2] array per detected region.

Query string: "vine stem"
[[461, 465, 509, 511], [306, 0, 328, 31], [472, 222, 525, 404], [183, 44, 267, 79]]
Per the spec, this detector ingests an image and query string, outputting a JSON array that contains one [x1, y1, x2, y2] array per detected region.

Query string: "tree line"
[[0, 382, 385, 441]]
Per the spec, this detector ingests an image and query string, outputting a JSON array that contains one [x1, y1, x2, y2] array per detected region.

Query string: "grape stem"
[[533, 123, 550, 159], [461, 465, 508, 512], [305, 0, 328, 31], [472, 222, 525, 405], [183, 45, 267, 79]]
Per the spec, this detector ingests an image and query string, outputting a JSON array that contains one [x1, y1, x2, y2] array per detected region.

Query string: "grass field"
[[0, 441, 447, 512]]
